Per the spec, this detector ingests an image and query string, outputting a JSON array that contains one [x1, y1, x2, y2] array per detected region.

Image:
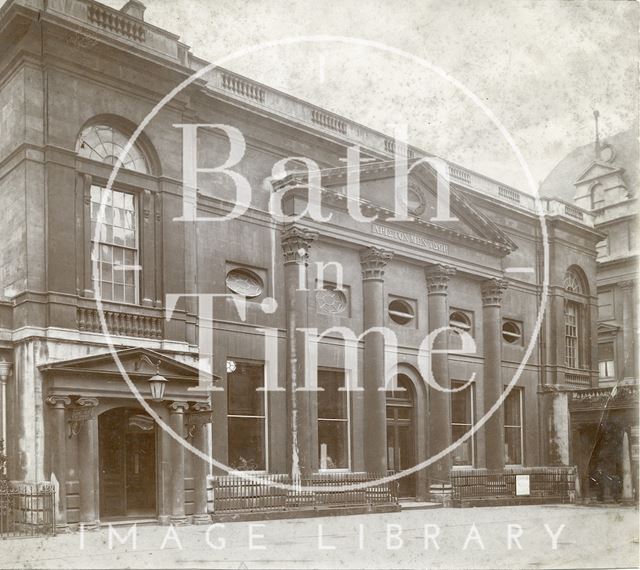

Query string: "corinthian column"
[[281, 224, 318, 479], [360, 247, 394, 475], [76, 397, 99, 528], [45, 395, 71, 526], [425, 264, 456, 489], [481, 278, 508, 470]]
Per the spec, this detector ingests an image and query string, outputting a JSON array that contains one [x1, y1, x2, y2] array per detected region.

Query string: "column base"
[[169, 515, 189, 526], [79, 520, 100, 531], [191, 513, 211, 525]]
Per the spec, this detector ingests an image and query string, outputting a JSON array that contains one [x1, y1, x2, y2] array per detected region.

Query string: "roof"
[[540, 123, 639, 202]]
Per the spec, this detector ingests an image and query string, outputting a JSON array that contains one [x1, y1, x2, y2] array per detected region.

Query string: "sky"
[[75, 1, 640, 191]]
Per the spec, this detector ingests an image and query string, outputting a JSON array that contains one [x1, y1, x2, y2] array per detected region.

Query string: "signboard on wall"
[[516, 475, 531, 496]]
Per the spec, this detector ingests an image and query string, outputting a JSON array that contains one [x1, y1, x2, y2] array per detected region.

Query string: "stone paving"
[[0, 504, 637, 569]]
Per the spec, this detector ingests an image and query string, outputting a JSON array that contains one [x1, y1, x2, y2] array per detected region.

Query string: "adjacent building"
[[540, 120, 639, 501]]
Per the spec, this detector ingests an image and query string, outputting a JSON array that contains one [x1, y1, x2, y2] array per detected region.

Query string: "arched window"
[[563, 268, 586, 295], [563, 267, 589, 371], [77, 124, 149, 174]]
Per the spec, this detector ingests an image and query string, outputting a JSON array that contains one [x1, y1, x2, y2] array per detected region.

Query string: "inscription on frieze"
[[371, 223, 449, 254]]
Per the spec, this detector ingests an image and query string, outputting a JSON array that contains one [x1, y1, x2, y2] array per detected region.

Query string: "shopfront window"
[[227, 361, 266, 471], [317, 370, 350, 470]]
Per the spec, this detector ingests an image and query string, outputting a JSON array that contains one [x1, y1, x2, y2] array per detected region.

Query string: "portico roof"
[[39, 346, 216, 383]]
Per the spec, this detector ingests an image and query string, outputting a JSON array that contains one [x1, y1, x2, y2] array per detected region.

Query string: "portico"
[[39, 347, 215, 526]]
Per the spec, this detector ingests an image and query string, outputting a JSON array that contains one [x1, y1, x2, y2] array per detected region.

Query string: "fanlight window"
[[563, 269, 585, 294], [449, 311, 472, 332], [77, 125, 149, 174]]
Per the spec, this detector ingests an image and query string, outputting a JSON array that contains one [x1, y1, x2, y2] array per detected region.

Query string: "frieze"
[[371, 224, 448, 255]]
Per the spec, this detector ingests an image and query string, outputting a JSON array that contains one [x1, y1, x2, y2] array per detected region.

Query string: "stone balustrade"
[[77, 306, 163, 339]]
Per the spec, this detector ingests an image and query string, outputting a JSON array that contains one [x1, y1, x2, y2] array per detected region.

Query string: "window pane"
[[505, 427, 522, 465], [318, 420, 348, 469], [318, 370, 347, 419], [504, 389, 523, 465], [228, 416, 265, 471], [504, 390, 521, 427], [227, 363, 264, 416], [451, 383, 472, 425], [452, 425, 473, 466]]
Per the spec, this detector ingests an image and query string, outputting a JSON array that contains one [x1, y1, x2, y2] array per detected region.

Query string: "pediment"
[[39, 347, 217, 382], [575, 161, 624, 185], [597, 322, 620, 336], [313, 160, 517, 255]]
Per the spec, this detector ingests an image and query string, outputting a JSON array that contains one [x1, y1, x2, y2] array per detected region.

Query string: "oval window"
[[225, 268, 264, 298], [449, 311, 471, 332], [388, 299, 415, 325], [502, 321, 522, 344]]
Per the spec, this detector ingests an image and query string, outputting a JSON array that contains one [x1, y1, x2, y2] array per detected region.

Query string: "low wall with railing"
[[451, 466, 576, 507], [211, 472, 398, 514]]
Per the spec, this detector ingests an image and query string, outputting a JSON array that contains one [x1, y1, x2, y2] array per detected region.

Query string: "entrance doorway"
[[386, 375, 416, 498], [99, 407, 157, 519]]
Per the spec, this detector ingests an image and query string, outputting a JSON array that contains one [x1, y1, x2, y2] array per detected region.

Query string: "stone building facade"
[[0, 0, 608, 525], [541, 120, 639, 501]]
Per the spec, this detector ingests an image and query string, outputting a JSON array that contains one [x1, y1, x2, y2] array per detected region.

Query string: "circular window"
[[449, 311, 471, 332], [388, 299, 415, 325], [316, 287, 348, 314], [225, 268, 264, 298], [408, 184, 426, 216], [502, 321, 522, 344]]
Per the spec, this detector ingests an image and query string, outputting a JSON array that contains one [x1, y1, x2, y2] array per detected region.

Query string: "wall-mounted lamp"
[[147, 361, 167, 402]]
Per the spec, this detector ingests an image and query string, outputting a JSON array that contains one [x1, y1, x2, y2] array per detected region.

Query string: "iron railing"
[[211, 472, 398, 514], [451, 466, 576, 506], [0, 482, 56, 539]]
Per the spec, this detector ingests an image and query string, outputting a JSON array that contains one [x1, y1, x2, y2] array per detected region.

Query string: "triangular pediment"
[[575, 160, 624, 185], [39, 347, 218, 382], [314, 160, 517, 255], [597, 322, 620, 336]]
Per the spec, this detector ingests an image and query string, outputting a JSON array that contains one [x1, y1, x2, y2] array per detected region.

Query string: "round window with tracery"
[[226, 268, 264, 298], [316, 287, 348, 315]]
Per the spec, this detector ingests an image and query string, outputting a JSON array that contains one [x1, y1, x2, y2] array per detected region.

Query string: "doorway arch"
[[98, 407, 157, 519], [386, 374, 417, 498]]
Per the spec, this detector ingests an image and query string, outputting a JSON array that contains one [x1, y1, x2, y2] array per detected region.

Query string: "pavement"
[[0, 504, 637, 569]]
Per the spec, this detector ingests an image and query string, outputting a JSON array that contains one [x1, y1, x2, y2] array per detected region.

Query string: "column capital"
[[424, 264, 456, 294], [360, 247, 393, 280], [190, 402, 211, 412], [619, 279, 636, 290], [481, 278, 509, 306], [45, 395, 71, 408], [76, 397, 98, 408], [168, 400, 190, 413], [281, 225, 319, 265]]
